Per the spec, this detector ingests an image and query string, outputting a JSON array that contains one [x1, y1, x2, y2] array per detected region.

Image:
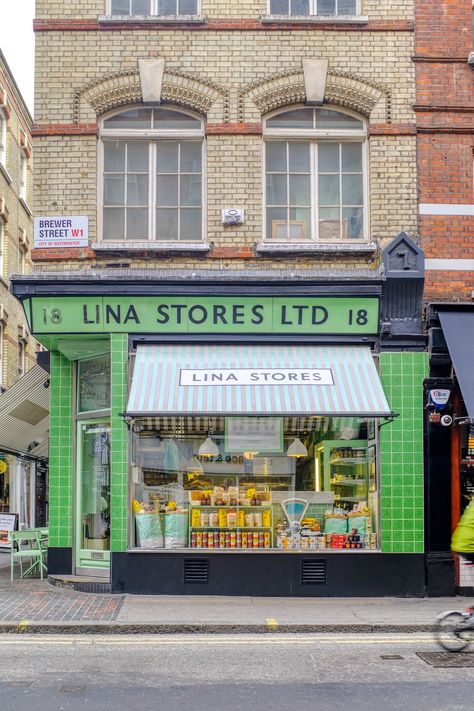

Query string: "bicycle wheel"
[[435, 611, 472, 652]]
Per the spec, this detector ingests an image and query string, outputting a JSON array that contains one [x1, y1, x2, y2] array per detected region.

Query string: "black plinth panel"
[[47, 547, 73, 575], [111, 552, 426, 597]]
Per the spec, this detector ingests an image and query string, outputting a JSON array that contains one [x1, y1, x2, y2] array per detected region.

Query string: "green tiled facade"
[[48, 351, 74, 548], [110, 334, 129, 552], [379, 351, 428, 554]]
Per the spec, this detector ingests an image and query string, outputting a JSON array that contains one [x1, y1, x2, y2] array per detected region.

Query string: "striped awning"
[[126, 345, 392, 417], [0, 365, 50, 456]]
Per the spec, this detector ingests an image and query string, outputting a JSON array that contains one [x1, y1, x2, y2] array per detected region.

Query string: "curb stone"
[[0, 622, 437, 635]]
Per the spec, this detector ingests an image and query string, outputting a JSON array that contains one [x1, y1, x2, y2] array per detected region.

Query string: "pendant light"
[[287, 419, 308, 458], [198, 419, 219, 457], [287, 437, 308, 458]]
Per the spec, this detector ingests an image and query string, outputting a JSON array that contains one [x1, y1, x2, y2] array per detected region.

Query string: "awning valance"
[[126, 345, 391, 418], [0, 365, 50, 456], [439, 310, 474, 420]]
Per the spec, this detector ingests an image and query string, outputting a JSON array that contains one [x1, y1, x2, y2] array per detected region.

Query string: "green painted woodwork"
[[26, 295, 379, 336], [379, 352, 428, 554]]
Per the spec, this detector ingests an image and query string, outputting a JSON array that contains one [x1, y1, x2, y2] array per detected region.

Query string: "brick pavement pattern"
[[0, 568, 123, 623]]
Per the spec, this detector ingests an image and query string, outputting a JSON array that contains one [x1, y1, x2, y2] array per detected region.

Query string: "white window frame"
[[267, 0, 361, 16], [99, 105, 206, 243], [0, 108, 6, 167], [263, 104, 369, 243], [0, 219, 4, 279], [18, 339, 25, 378], [108, 0, 201, 16], [0, 321, 3, 389], [20, 149, 28, 202]]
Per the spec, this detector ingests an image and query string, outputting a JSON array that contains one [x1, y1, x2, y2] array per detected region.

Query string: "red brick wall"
[[416, 0, 474, 301]]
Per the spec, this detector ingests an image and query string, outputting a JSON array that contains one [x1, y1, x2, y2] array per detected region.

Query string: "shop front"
[[0, 365, 50, 546], [11, 253, 428, 595]]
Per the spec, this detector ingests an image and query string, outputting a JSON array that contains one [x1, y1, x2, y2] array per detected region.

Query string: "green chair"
[[10, 530, 47, 581]]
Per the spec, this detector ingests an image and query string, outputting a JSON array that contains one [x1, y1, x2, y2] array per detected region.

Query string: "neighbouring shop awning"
[[439, 310, 474, 420], [126, 345, 392, 418], [0, 365, 50, 456]]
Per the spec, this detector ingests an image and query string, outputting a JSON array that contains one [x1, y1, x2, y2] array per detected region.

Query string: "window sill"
[[0, 162, 12, 185], [98, 14, 207, 24], [260, 14, 369, 24], [92, 241, 211, 253], [19, 198, 32, 217], [256, 241, 377, 254]]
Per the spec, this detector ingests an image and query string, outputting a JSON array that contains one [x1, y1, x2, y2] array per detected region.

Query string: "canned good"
[[200, 512, 210, 527], [191, 531, 197, 548], [245, 513, 254, 527], [219, 532, 225, 548], [202, 532, 208, 548], [225, 532, 231, 548], [247, 534, 253, 548], [253, 532, 259, 547], [227, 511, 237, 527], [236, 531, 242, 548], [258, 532, 264, 548], [209, 512, 219, 527], [196, 532, 203, 549], [207, 533, 214, 548], [254, 513, 263, 528], [264, 532, 271, 548], [214, 531, 219, 547], [241, 532, 248, 548]]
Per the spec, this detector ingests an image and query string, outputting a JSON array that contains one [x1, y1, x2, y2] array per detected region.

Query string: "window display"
[[130, 416, 379, 551]]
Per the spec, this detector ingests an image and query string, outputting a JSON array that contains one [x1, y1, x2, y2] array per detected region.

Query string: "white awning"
[[0, 365, 50, 456]]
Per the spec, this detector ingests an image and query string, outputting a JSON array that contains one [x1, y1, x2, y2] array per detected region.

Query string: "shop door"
[[76, 421, 111, 577]]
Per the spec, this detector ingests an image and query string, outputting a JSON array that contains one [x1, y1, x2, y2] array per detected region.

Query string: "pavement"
[[0, 550, 471, 634]]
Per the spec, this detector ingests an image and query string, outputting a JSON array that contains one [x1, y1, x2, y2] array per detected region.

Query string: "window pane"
[[180, 175, 201, 206], [180, 142, 202, 172], [318, 143, 339, 172], [269, 0, 289, 12], [289, 208, 311, 239], [153, 109, 201, 129], [319, 208, 340, 240], [266, 142, 287, 172], [317, 0, 336, 14], [132, 0, 150, 13], [103, 208, 125, 240], [179, 0, 197, 13], [127, 208, 148, 240], [267, 108, 313, 129], [316, 109, 363, 130], [266, 174, 287, 205], [104, 142, 125, 172], [157, 175, 178, 206], [156, 209, 178, 240], [127, 174, 149, 206], [158, 0, 176, 14], [180, 208, 202, 241], [289, 175, 311, 206], [338, 0, 357, 14], [291, 0, 310, 15], [319, 174, 340, 206], [342, 174, 363, 205], [104, 109, 152, 129], [266, 207, 287, 239], [342, 143, 362, 172], [157, 142, 179, 172], [104, 175, 125, 205], [343, 207, 364, 239], [288, 142, 310, 172], [111, 0, 129, 14], [127, 141, 149, 171]]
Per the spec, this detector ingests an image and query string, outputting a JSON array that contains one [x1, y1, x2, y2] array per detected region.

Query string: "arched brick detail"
[[74, 69, 230, 123], [238, 69, 391, 123]]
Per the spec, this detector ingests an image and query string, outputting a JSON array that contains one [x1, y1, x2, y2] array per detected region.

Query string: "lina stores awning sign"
[[26, 295, 380, 336]]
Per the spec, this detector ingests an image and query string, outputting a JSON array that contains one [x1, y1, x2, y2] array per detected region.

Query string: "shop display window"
[[130, 416, 379, 551]]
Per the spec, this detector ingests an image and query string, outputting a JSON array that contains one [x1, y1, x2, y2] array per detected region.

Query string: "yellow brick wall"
[[0, 57, 38, 390], [35, 1, 414, 22]]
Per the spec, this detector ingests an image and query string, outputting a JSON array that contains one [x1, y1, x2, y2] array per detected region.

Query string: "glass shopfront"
[[131, 416, 378, 552]]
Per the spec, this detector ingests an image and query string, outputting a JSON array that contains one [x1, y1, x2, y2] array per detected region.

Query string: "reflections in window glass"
[[267, 108, 314, 129], [130, 417, 378, 551], [104, 109, 152, 130]]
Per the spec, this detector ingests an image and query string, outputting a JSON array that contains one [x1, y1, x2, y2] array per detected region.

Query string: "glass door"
[[76, 420, 111, 577]]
